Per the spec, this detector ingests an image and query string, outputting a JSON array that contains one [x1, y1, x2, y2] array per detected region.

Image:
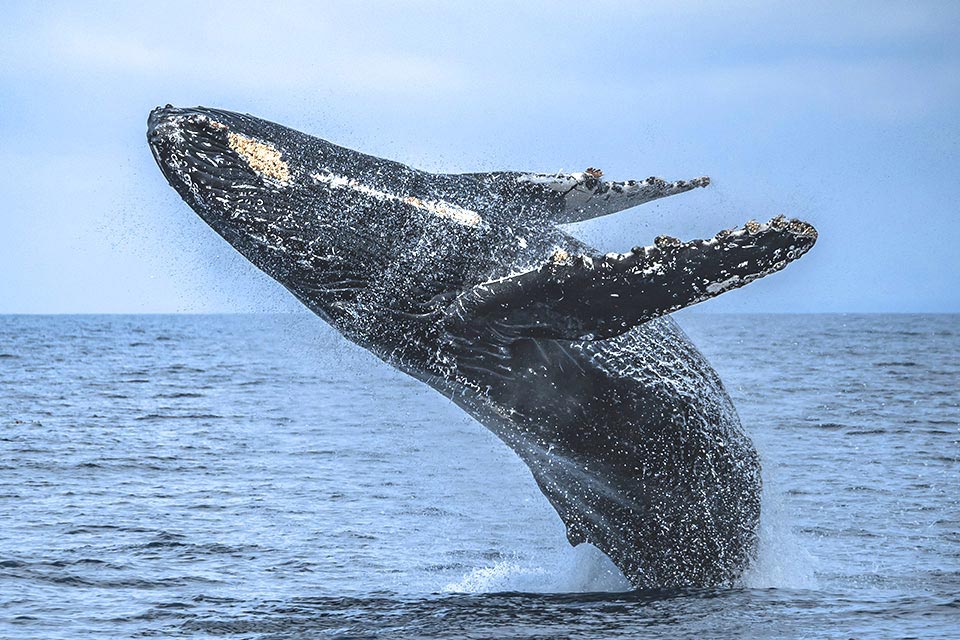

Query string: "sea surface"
[[1, 313, 957, 639]]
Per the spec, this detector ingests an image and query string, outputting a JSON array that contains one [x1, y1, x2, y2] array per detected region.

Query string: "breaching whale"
[[147, 106, 817, 589]]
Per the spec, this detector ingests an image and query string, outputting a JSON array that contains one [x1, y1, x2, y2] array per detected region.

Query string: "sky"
[[1, 1, 958, 313]]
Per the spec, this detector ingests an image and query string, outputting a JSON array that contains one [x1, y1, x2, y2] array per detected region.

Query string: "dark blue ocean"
[[1, 313, 957, 639]]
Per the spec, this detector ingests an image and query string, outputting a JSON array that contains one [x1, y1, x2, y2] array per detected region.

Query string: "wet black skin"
[[148, 106, 815, 588]]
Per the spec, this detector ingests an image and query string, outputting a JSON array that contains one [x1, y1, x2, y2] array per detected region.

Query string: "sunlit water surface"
[[1, 314, 957, 638]]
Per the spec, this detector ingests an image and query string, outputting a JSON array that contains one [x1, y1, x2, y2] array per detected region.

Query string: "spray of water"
[[743, 474, 819, 589], [444, 544, 630, 594], [444, 475, 818, 594]]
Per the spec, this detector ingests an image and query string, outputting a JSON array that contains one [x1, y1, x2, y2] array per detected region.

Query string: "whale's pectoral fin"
[[515, 169, 710, 224], [445, 216, 817, 342]]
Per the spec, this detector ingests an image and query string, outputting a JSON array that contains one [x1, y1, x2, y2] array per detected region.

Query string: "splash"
[[743, 477, 820, 589], [442, 481, 818, 595], [443, 544, 630, 594]]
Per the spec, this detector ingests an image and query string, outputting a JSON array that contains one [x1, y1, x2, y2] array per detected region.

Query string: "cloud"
[[0, 3, 468, 99]]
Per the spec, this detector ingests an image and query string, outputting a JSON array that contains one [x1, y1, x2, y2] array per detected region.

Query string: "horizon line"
[[1, 311, 958, 317]]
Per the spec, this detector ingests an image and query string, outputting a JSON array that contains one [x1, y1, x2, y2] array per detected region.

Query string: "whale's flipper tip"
[[446, 216, 817, 342], [514, 170, 712, 223]]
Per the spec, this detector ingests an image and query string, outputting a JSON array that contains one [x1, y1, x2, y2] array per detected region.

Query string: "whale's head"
[[147, 105, 486, 346], [147, 106, 325, 248]]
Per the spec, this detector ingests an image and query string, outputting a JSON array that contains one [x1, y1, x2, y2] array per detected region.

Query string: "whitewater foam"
[[443, 544, 629, 594]]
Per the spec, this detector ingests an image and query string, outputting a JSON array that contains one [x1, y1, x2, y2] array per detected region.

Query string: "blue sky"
[[1, 1, 958, 313]]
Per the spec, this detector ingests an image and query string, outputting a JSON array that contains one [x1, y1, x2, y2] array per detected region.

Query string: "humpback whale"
[[147, 106, 817, 589]]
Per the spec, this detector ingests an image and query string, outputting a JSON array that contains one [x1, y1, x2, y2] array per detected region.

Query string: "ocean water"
[[1, 313, 956, 639]]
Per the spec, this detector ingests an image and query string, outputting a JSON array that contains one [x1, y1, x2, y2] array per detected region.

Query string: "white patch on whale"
[[311, 171, 484, 228], [227, 132, 291, 185]]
